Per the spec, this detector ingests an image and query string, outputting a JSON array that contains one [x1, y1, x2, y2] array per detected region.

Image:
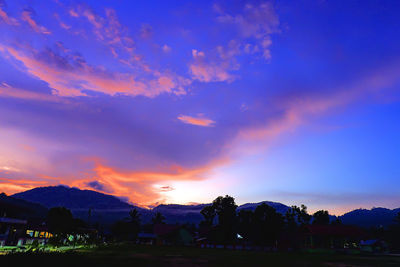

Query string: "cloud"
[[178, 114, 216, 127], [231, 62, 400, 155], [0, 43, 189, 97], [162, 44, 171, 53], [0, 1, 18, 25], [21, 8, 51, 34], [68, 5, 135, 60], [70, 160, 224, 207], [140, 24, 153, 39], [215, 1, 280, 60], [0, 82, 65, 102], [190, 2, 280, 83], [85, 180, 110, 192]]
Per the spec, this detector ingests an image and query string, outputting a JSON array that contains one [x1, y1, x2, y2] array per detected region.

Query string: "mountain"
[[238, 201, 290, 214], [10, 186, 400, 228], [11, 185, 152, 225], [12, 185, 134, 210], [0, 192, 48, 220], [339, 207, 400, 228]]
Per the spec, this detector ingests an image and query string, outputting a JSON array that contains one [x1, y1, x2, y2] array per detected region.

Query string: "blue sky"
[[0, 0, 399, 214]]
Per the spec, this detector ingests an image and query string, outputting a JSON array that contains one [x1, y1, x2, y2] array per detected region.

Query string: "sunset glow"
[[1, 0, 400, 215]]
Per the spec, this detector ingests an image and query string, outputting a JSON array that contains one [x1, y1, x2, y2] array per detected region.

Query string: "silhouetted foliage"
[[237, 209, 253, 240], [200, 205, 216, 227], [46, 207, 74, 235], [212, 195, 237, 244], [152, 212, 166, 225], [253, 203, 284, 246], [312, 210, 330, 225]]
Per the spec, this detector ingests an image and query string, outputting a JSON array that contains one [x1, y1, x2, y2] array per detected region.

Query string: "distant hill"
[[12, 185, 134, 210], [238, 201, 290, 214], [0, 192, 48, 220], [339, 207, 400, 228], [10, 186, 400, 228]]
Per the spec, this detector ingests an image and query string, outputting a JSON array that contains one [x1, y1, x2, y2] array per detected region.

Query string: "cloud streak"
[[178, 114, 216, 127]]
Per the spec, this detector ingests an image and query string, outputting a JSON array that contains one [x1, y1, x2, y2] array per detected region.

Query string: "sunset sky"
[[1, 0, 399, 215]]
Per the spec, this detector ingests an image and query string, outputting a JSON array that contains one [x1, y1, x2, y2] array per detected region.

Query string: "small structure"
[[304, 225, 366, 249], [154, 224, 193, 246], [360, 239, 388, 253], [137, 232, 157, 245], [0, 217, 27, 246], [22, 225, 53, 246]]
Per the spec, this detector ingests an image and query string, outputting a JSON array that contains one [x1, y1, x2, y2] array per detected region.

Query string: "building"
[[0, 217, 27, 246]]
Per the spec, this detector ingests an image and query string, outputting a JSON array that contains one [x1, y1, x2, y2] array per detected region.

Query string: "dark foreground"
[[1, 244, 400, 267]]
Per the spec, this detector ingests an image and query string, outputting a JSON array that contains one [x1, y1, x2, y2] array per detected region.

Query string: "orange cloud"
[[67, 158, 229, 207], [0, 178, 48, 195], [178, 114, 215, 127]]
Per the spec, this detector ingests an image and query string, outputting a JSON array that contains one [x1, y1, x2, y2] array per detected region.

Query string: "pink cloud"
[[0, 82, 66, 102], [21, 9, 51, 34], [189, 49, 237, 82], [0, 4, 18, 25], [0, 43, 189, 98], [177, 114, 215, 127]]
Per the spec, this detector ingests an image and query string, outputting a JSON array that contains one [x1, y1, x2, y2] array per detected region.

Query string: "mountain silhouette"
[[10, 186, 400, 227], [12, 185, 134, 210], [0, 192, 48, 220]]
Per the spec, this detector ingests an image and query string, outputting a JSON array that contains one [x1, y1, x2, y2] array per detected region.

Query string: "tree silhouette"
[[312, 210, 330, 225], [46, 207, 74, 244], [212, 195, 237, 244], [152, 212, 166, 225], [253, 203, 284, 246], [200, 205, 216, 227], [237, 209, 253, 240]]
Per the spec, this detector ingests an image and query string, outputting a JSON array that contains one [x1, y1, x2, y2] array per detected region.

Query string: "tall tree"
[[253, 203, 284, 246], [200, 205, 216, 227], [46, 207, 74, 243], [212, 195, 237, 244], [312, 210, 330, 225], [152, 212, 166, 225]]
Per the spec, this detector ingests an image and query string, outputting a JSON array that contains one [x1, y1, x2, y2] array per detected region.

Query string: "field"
[[1, 244, 400, 266]]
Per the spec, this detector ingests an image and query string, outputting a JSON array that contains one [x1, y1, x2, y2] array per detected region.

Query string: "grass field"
[[1, 244, 400, 266]]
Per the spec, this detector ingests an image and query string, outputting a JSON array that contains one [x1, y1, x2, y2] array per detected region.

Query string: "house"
[[360, 239, 388, 253], [304, 225, 366, 249], [137, 232, 157, 245], [153, 224, 193, 246], [0, 217, 27, 246]]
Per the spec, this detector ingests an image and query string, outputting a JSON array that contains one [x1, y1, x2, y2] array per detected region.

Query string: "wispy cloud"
[[178, 114, 216, 127], [21, 8, 51, 34], [0, 43, 189, 97], [0, 1, 18, 25]]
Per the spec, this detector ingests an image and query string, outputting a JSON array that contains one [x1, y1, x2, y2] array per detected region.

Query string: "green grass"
[[1, 244, 400, 266]]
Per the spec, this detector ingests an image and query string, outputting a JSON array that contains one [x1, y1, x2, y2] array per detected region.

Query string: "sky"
[[0, 0, 399, 215]]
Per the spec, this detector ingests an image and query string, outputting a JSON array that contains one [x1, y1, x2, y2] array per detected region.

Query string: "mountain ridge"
[[9, 185, 400, 227]]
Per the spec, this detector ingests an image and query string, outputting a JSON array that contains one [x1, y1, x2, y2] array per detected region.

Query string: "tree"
[[253, 203, 284, 246], [47, 207, 74, 235], [129, 208, 141, 239], [298, 205, 312, 226], [237, 209, 253, 240], [152, 212, 165, 225], [200, 205, 216, 227], [46, 207, 74, 244], [312, 210, 330, 225], [212, 195, 237, 244]]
